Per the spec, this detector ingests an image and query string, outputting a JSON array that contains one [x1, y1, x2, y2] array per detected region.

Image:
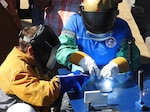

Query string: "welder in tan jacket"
[[0, 25, 89, 112]]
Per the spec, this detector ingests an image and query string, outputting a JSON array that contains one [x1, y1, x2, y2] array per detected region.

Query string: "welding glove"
[[78, 56, 101, 77], [100, 57, 129, 79], [59, 70, 90, 95], [101, 62, 119, 79], [69, 51, 101, 77]]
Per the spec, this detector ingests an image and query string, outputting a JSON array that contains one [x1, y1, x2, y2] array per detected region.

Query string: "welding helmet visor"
[[80, 0, 119, 33], [20, 24, 60, 73]]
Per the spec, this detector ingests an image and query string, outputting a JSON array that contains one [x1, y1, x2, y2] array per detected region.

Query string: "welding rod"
[[138, 69, 144, 100], [128, 38, 135, 71]]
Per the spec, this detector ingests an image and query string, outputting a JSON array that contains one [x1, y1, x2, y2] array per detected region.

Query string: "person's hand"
[[58, 70, 90, 95], [101, 61, 119, 79], [79, 56, 101, 77]]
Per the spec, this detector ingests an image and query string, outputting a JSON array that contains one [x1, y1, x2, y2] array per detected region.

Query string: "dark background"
[[131, 0, 150, 40]]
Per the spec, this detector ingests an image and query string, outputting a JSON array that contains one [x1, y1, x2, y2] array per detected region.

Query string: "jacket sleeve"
[[116, 38, 141, 72], [56, 30, 79, 69], [10, 72, 60, 107]]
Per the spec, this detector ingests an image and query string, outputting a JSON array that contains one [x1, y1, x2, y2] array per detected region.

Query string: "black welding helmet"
[[21, 24, 60, 73], [80, 0, 120, 34]]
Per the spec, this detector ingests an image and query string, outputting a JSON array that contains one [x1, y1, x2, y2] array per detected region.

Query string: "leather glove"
[[79, 56, 101, 77], [101, 57, 129, 79], [101, 61, 119, 79], [58, 70, 90, 95]]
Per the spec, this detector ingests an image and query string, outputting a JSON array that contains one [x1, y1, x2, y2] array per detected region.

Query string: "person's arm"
[[56, 30, 79, 69], [100, 18, 141, 79], [116, 38, 141, 72], [100, 39, 141, 79], [10, 72, 60, 106], [56, 30, 101, 76], [10, 71, 89, 107]]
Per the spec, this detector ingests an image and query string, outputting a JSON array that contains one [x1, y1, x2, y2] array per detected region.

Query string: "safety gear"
[[80, 0, 119, 33], [100, 57, 129, 79], [86, 30, 113, 42], [101, 61, 119, 79], [7, 103, 35, 112], [79, 56, 101, 77], [19, 24, 60, 73], [59, 70, 90, 94]]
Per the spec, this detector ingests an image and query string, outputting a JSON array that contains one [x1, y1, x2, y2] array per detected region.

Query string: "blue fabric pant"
[[32, 1, 44, 25]]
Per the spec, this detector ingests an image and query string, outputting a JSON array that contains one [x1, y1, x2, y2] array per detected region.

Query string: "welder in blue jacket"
[[56, 0, 141, 80]]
